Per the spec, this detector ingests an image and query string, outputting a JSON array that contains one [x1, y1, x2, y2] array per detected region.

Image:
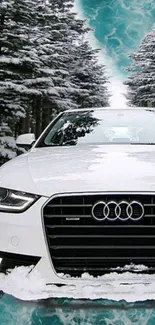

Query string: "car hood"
[[1, 144, 155, 196]]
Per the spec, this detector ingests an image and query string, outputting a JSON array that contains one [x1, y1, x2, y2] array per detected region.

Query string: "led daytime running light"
[[0, 188, 39, 212]]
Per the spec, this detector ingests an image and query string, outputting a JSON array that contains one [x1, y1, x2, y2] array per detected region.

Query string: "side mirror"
[[16, 133, 36, 150]]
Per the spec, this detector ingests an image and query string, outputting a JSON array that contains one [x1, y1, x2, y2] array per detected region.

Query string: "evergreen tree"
[[69, 40, 109, 108], [48, 0, 109, 108], [0, 0, 38, 129], [124, 27, 155, 107], [0, 116, 17, 166], [0, 126, 16, 166], [0, 0, 110, 163]]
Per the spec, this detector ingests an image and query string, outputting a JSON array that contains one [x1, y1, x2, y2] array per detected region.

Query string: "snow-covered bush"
[[0, 124, 17, 166]]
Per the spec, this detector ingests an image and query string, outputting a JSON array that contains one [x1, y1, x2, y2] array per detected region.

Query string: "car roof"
[[64, 107, 155, 113]]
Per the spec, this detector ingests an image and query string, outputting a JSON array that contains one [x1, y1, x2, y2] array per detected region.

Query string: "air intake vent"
[[0, 252, 40, 273]]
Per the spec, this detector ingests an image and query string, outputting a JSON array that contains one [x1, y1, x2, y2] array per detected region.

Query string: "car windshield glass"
[[36, 109, 155, 147]]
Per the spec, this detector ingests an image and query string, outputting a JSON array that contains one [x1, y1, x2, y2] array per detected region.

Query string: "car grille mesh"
[[43, 193, 155, 276]]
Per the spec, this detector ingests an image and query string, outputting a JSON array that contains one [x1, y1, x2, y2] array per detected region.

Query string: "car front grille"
[[43, 193, 155, 276]]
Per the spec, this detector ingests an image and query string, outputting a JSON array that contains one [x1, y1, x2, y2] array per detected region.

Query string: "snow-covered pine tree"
[[17, 0, 78, 136], [0, 0, 38, 132], [69, 40, 109, 108], [124, 27, 155, 107], [0, 0, 110, 160], [21, 0, 108, 134], [0, 0, 60, 138], [54, 0, 110, 108], [49, 0, 74, 12], [0, 104, 17, 165], [48, 0, 110, 109], [0, 124, 16, 166], [0, 0, 35, 161]]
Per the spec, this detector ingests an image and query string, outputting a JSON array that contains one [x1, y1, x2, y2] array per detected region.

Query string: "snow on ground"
[[1, 265, 155, 302]]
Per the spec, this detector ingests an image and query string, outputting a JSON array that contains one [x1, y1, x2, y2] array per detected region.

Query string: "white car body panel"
[[1, 145, 155, 196], [1, 107, 155, 285]]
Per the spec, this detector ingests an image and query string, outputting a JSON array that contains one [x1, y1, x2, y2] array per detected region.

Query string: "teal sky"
[[80, 0, 155, 75]]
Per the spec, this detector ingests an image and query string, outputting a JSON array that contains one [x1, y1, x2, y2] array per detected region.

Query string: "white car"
[[0, 107, 155, 285]]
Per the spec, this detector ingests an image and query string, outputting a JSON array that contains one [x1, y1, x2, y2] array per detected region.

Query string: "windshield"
[[36, 109, 155, 147]]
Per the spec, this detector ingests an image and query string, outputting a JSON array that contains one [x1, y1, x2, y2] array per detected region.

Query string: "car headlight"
[[0, 188, 39, 213]]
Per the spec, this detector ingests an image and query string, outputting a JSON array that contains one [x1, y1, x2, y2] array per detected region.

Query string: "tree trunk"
[[42, 105, 50, 132], [24, 107, 31, 133], [35, 97, 42, 138]]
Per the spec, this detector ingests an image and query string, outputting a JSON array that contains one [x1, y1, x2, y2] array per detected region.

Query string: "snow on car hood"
[[1, 144, 155, 196]]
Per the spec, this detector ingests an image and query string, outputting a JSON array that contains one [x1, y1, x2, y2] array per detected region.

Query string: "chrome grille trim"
[[42, 192, 155, 276]]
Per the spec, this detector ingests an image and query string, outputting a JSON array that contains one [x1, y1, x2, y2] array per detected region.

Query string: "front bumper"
[[0, 197, 99, 286], [0, 197, 61, 284], [1, 193, 155, 286]]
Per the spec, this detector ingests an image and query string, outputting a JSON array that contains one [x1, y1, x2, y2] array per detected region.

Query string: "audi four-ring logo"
[[92, 200, 144, 221]]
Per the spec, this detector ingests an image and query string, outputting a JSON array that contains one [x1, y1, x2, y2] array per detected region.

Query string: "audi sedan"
[[0, 107, 155, 284]]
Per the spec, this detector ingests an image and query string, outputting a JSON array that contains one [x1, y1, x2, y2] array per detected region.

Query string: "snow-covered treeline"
[[124, 27, 155, 107], [0, 0, 110, 164]]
